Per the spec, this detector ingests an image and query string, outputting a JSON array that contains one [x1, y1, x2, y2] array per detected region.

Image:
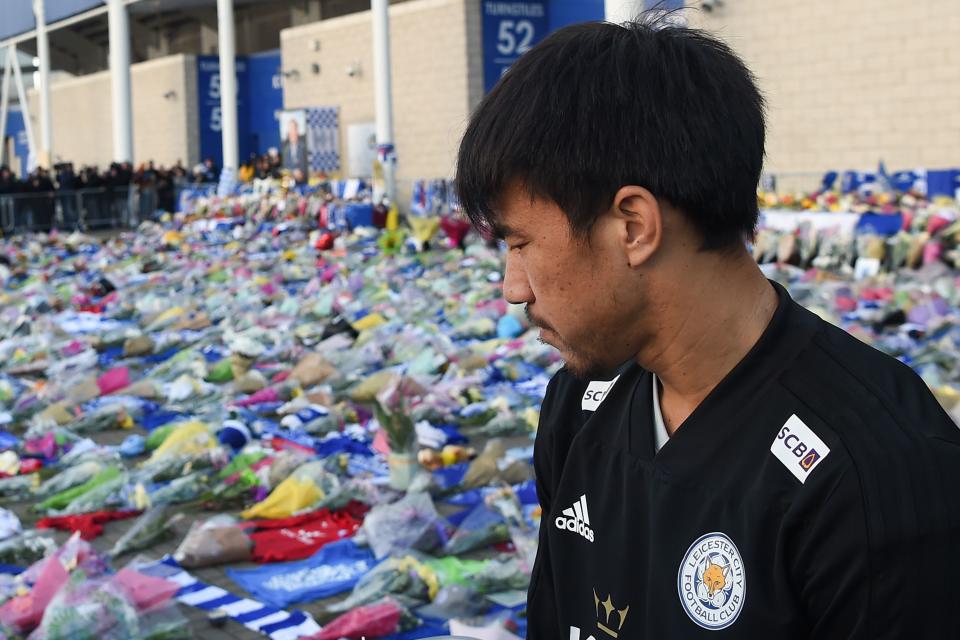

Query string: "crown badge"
[[593, 589, 629, 638]]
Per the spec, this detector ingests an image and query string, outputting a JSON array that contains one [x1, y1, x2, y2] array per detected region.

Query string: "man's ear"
[[613, 185, 663, 268]]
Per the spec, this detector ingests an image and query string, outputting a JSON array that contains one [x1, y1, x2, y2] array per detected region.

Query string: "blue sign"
[[244, 50, 284, 159], [482, 1, 548, 92], [197, 54, 283, 171], [548, 0, 602, 32], [196, 56, 250, 172], [4, 107, 31, 179]]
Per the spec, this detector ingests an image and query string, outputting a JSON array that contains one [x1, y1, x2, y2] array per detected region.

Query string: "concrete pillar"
[[216, 0, 239, 173], [108, 0, 134, 163], [605, 0, 642, 24], [32, 0, 53, 165], [372, 0, 396, 203]]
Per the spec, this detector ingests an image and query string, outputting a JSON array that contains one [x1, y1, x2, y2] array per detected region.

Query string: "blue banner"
[[197, 54, 283, 169], [482, 1, 548, 92], [5, 107, 31, 179], [196, 56, 250, 171], [548, 0, 602, 32], [244, 50, 284, 159]]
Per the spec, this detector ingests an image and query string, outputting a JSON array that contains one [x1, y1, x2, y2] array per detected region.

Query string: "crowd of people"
[[0, 149, 304, 232], [0, 159, 217, 232], [238, 149, 285, 182]]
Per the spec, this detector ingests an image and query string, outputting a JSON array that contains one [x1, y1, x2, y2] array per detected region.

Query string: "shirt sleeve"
[[782, 467, 870, 636], [784, 427, 960, 638]]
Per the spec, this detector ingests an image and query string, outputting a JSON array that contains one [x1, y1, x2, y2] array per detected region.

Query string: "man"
[[281, 118, 309, 176], [456, 15, 960, 639]]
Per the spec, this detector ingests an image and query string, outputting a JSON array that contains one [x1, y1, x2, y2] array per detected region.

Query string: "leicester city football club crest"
[[677, 532, 746, 630]]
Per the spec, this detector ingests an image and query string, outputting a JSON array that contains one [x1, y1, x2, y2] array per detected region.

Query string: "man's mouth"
[[525, 306, 554, 333]]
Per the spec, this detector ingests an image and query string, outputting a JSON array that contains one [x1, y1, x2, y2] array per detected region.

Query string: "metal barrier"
[[0, 186, 139, 235], [760, 171, 829, 195], [0, 191, 58, 234], [78, 186, 136, 230]]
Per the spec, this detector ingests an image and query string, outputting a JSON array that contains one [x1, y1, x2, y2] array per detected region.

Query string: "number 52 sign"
[[482, 1, 548, 92]]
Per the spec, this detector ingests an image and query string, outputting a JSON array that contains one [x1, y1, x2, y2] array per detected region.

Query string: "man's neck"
[[638, 256, 778, 435]]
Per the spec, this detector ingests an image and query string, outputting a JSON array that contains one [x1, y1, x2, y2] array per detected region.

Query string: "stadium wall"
[[280, 0, 483, 205], [686, 0, 960, 177], [26, 53, 199, 169]]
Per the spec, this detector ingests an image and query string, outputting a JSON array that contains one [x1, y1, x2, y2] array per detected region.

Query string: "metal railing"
[[0, 186, 139, 234]]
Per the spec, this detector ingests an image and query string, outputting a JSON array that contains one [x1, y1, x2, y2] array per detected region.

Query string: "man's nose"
[[502, 253, 534, 305]]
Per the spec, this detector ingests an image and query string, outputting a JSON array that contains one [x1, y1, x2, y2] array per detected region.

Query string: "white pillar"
[[10, 47, 37, 167], [216, 0, 238, 174], [108, 0, 133, 163], [605, 0, 641, 24], [372, 0, 396, 203], [32, 0, 53, 165]]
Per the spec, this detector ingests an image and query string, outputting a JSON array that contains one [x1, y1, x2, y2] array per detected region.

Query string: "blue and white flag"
[[306, 107, 340, 173], [136, 556, 321, 640]]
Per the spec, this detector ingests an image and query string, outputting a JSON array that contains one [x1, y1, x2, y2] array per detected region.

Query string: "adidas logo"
[[554, 494, 595, 543]]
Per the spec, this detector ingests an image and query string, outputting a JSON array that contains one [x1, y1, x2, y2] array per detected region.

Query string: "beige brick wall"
[[132, 55, 198, 168], [28, 70, 112, 168], [27, 54, 198, 169], [281, 0, 483, 204], [686, 0, 960, 177]]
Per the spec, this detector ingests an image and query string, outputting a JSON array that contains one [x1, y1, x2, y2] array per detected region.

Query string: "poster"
[[347, 122, 377, 178], [278, 109, 308, 174], [305, 107, 340, 174]]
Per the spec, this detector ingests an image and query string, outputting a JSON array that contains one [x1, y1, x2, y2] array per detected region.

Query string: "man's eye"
[[509, 242, 528, 252]]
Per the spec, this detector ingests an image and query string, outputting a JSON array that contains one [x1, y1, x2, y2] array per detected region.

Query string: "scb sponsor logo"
[[582, 389, 609, 403], [581, 376, 620, 411], [770, 414, 831, 483]]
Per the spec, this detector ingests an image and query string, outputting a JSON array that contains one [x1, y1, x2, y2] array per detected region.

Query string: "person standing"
[[456, 14, 960, 639]]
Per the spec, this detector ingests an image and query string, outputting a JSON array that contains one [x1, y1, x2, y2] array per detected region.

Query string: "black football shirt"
[[527, 281, 960, 639]]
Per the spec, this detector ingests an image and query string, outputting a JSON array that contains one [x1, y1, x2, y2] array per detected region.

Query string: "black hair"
[[455, 11, 766, 251]]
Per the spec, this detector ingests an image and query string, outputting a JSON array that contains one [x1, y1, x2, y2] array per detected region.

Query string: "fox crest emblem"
[[696, 554, 733, 606], [678, 532, 746, 630]]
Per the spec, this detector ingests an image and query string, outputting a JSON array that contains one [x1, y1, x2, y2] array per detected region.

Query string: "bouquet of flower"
[[0, 531, 57, 567], [147, 472, 208, 506], [108, 507, 182, 559], [34, 461, 104, 499], [312, 598, 420, 639], [51, 472, 128, 516], [326, 556, 435, 614], [36, 465, 123, 513], [372, 380, 419, 454]]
